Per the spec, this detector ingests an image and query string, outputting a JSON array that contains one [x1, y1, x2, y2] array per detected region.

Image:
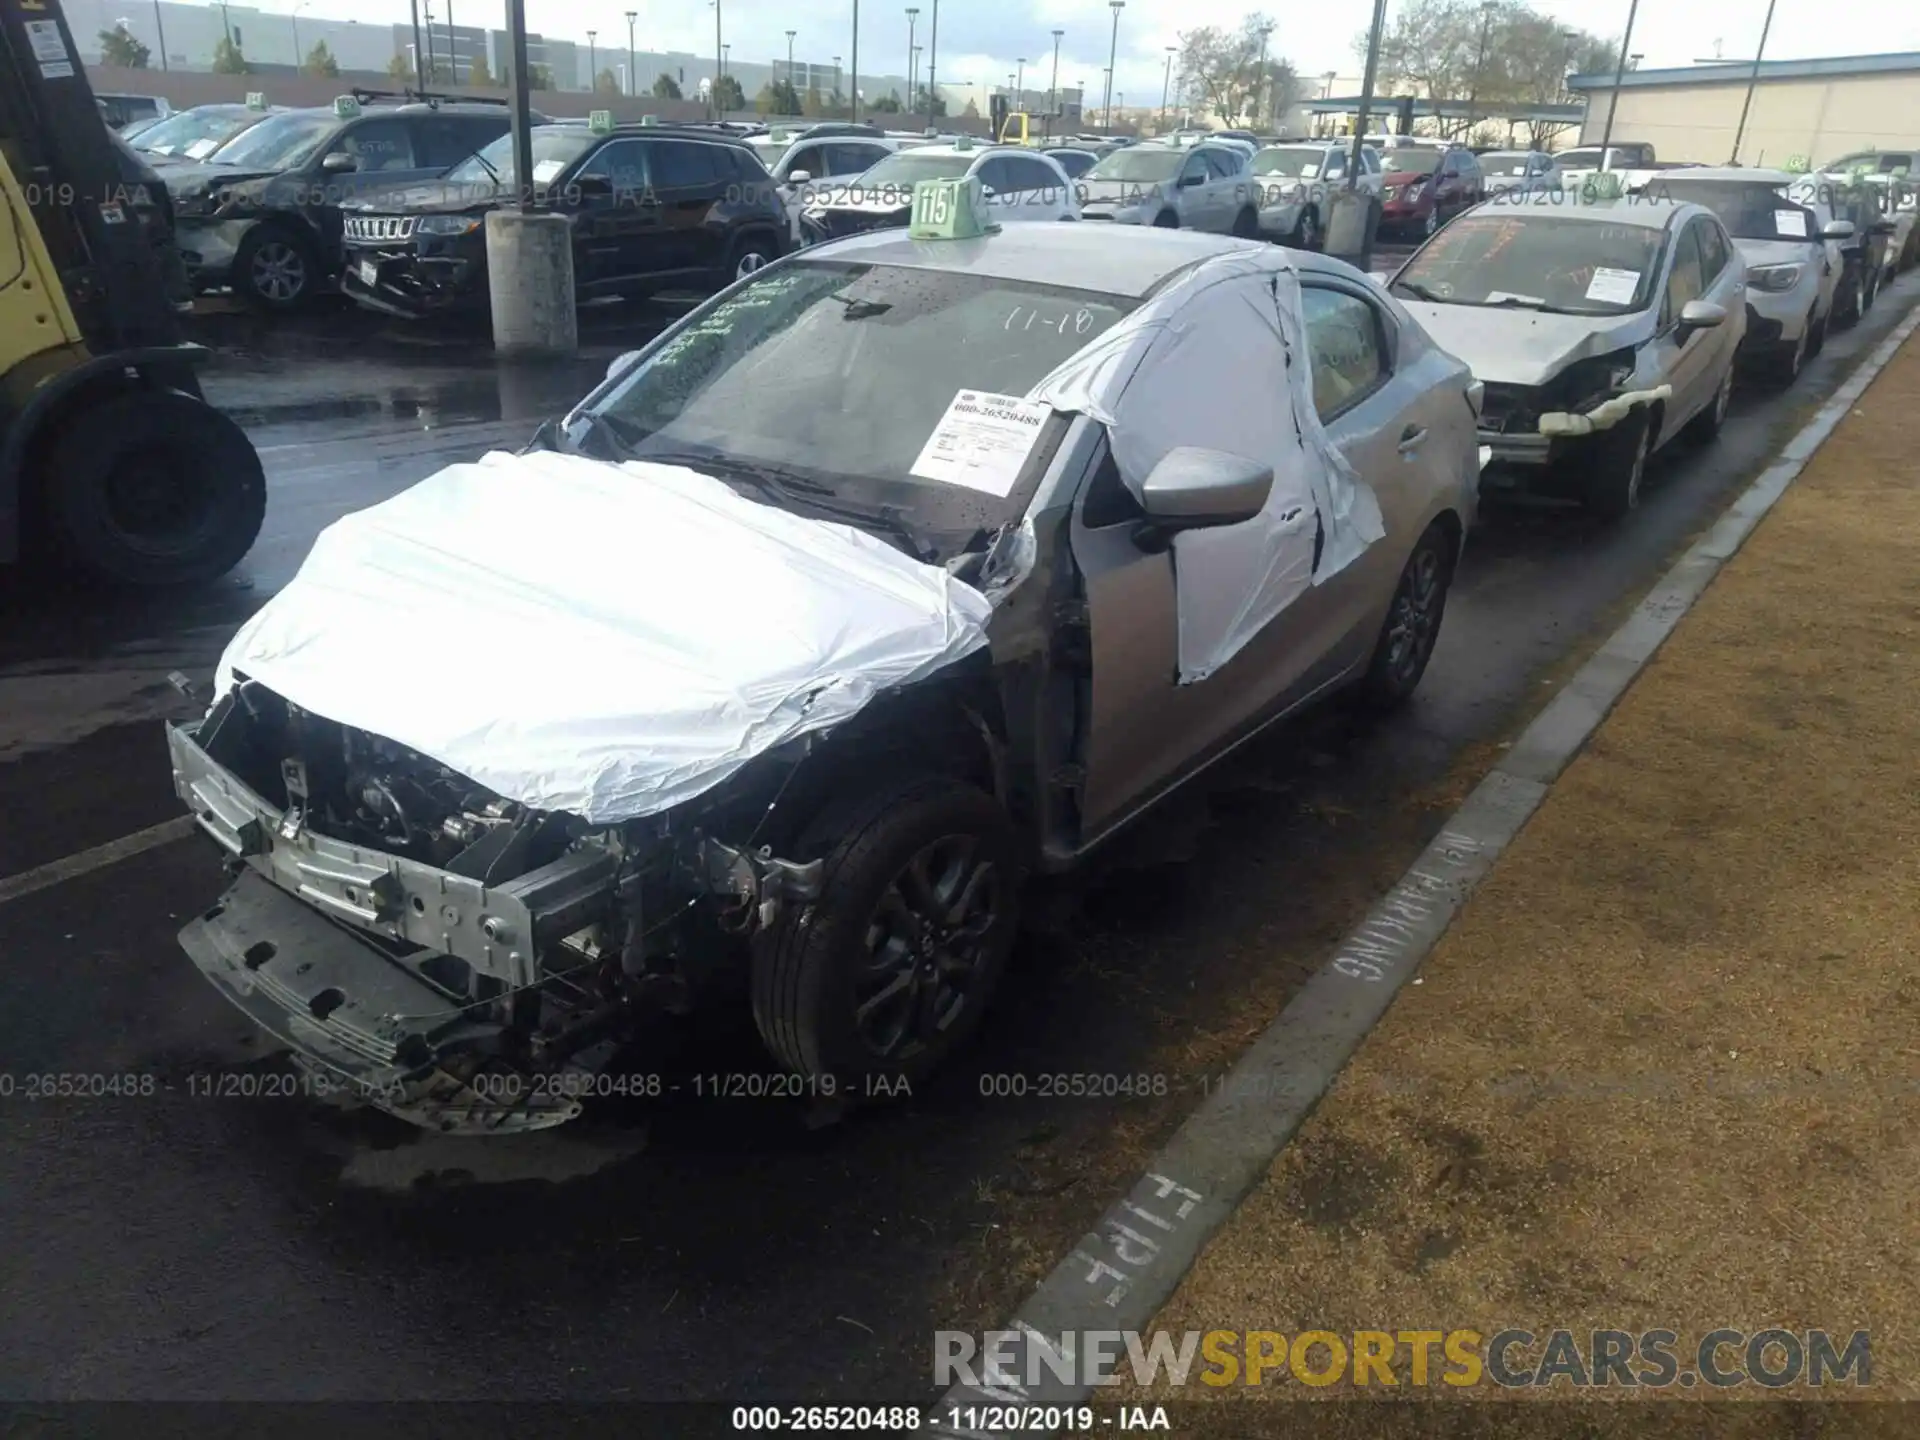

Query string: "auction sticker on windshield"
[[1774, 208, 1809, 237], [909, 390, 1050, 497], [1585, 267, 1641, 305]]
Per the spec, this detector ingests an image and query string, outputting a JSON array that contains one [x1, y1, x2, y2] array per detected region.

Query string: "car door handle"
[[1398, 425, 1427, 453]]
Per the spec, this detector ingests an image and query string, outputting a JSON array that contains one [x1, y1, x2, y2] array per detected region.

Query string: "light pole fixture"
[[1253, 21, 1271, 127], [626, 11, 637, 96], [444, 0, 457, 82], [1015, 57, 1025, 107], [1160, 46, 1174, 124], [851, 0, 860, 121], [1465, 0, 1496, 131], [905, 7, 918, 108], [587, 29, 597, 87], [1104, 0, 1124, 128], [289, 1, 307, 65], [409, 0, 423, 85], [926, 0, 938, 119], [785, 28, 796, 91], [151, 0, 169, 68], [1050, 29, 1063, 114]]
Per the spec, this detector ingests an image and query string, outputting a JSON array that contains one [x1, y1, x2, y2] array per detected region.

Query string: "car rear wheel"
[[233, 223, 319, 311], [726, 233, 780, 283], [1288, 206, 1320, 250], [1231, 206, 1259, 238], [1420, 208, 1438, 238], [36, 388, 266, 587], [1806, 307, 1828, 359], [1355, 521, 1455, 712], [752, 773, 1024, 1086], [1584, 408, 1655, 519], [1832, 269, 1862, 330], [1153, 210, 1179, 228]]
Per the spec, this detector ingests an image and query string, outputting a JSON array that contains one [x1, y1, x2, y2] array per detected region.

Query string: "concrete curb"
[[929, 302, 1920, 1434]]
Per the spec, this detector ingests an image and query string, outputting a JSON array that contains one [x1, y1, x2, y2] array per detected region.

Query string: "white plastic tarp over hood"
[[213, 450, 992, 823], [1029, 247, 1384, 683]]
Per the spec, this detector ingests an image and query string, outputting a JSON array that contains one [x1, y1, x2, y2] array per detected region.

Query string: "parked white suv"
[[801, 142, 1079, 239], [1250, 141, 1382, 249], [1076, 141, 1258, 235], [751, 129, 905, 244]]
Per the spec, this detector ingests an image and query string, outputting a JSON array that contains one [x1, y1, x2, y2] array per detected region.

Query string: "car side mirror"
[[787, 169, 812, 185], [1677, 299, 1726, 337], [321, 151, 358, 173], [1178, 172, 1204, 187], [1137, 447, 1273, 536], [1821, 219, 1855, 239], [605, 350, 644, 383]]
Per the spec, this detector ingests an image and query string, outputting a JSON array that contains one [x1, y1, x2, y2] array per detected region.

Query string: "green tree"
[[962, 96, 980, 119], [99, 24, 150, 68], [386, 51, 414, 82], [652, 72, 682, 99], [301, 40, 339, 77], [756, 78, 801, 114], [466, 51, 494, 85], [527, 63, 553, 90], [595, 68, 622, 95], [712, 73, 746, 111], [1175, 15, 1293, 127], [801, 83, 824, 117], [869, 89, 903, 113], [211, 35, 248, 74]]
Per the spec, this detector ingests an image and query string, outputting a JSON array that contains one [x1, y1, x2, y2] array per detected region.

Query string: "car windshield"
[[446, 129, 597, 187], [1047, 149, 1096, 176], [1252, 147, 1330, 177], [207, 110, 337, 170], [1557, 148, 1622, 170], [751, 139, 792, 168], [1392, 213, 1664, 315], [857, 151, 974, 187], [1086, 148, 1183, 181], [1643, 179, 1813, 241], [586, 261, 1136, 552], [1385, 149, 1445, 175], [1480, 152, 1537, 176], [131, 108, 251, 157]]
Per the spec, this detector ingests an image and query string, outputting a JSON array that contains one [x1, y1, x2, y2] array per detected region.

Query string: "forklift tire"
[[38, 389, 266, 587], [233, 223, 320, 312]]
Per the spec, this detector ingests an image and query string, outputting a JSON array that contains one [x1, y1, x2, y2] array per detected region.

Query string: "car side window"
[[1201, 149, 1240, 179], [784, 142, 826, 178], [1300, 286, 1388, 420], [1323, 151, 1347, 180], [577, 140, 650, 197], [1180, 153, 1210, 185], [1662, 224, 1706, 327], [1694, 217, 1731, 284], [418, 116, 503, 169], [335, 118, 417, 171], [999, 157, 1054, 193], [651, 141, 722, 189]]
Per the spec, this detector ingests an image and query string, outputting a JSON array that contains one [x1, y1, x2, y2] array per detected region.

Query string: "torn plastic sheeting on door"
[[1027, 248, 1384, 684], [211, 450, 995, 824]]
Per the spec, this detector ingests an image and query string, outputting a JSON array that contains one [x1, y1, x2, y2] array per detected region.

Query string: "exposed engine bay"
[[170, 679, 831, 1133]]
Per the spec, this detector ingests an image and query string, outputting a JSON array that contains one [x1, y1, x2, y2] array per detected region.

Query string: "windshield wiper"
[[646, 451, 933, 559], [641, 448, 837, 495], [567, 408, 649, 461], [468, 151, 502, 184], [1392, 281, 1449, 302]]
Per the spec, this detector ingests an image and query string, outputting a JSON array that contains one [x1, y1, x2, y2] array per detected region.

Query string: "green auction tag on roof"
[[333, 94, 360, 117], [639, 114, 659, 126], [1580, 171, 1623, 201], [245, 91, 266, 109], [909, 177, 998, 240], [589, 109, 613, 133]]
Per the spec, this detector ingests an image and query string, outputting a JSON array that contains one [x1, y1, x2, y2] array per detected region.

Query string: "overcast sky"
[[359, 0, 1920, 98]]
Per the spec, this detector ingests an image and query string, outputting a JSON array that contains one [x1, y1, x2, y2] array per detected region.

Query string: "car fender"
[[0, 346, 212, 564]]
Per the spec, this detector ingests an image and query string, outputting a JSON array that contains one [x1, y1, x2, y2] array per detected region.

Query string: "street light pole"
[[850, 0, 860, 122], [926, 0, 938, 119], [1050, 29, 1063, 114], [1015, 56, 1025, 108], [905, 7, 917, 109], [1160, 47, 1173, 124], [289, 3, 303, 65], [151, 0, 168, 67], [1465, 0, 1496, 135], [1728, 0, 1777, 164], [587, 30, 596, 89], [1104, 0, 1124, 129], [627, 11, 637, 96], [408, 0, 424, 85], [1596, 0, 1639, 170]]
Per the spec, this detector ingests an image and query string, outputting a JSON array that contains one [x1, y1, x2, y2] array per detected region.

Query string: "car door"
[[1204, 146, 1251, 227], [1691, 215, 1744, 391], [825, 142, 890, 180], [1649, 219, 1713, 439], [647, 138, 729, 275], [566, 138, 664, 290], [1173, 149, 1214, 227]]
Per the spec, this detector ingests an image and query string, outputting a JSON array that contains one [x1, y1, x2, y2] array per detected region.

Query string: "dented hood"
[[213, 451, 993, 824], [1398, 302, 1650, 387]]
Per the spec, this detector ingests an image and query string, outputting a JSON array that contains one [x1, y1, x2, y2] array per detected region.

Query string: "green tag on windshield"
[[589, 109, 614, 134], [1784, 154, 1809, 173], [333, 95, 361, 118], [909, 177, 998, 240]]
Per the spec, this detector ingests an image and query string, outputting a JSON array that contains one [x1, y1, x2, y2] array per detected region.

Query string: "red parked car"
[[1378, 144, 1484, 239]]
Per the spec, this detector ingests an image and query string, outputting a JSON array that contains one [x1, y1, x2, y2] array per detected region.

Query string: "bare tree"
[[1178, 14, 1297, 129]]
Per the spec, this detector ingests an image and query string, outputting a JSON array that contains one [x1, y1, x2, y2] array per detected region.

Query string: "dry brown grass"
[[1121, 336, 1920, 1421]]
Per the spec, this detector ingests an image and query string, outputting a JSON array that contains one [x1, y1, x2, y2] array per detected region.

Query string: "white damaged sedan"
[[167, 182, 1480, 1133]]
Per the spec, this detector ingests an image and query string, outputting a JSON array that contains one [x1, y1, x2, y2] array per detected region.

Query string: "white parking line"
[[0, 816, 199, 909]]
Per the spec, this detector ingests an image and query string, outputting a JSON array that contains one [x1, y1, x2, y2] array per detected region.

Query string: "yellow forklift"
[[1, 0, 264, 586]]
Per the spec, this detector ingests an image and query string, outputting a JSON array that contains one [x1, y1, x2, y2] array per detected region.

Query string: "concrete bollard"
[[1323, 189, 1381, 273], [486, 210, 578, 356]]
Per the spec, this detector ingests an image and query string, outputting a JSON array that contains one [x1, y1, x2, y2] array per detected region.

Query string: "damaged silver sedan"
[[170, 217, 1479, 1134], [1389, 196, 1746, 517]]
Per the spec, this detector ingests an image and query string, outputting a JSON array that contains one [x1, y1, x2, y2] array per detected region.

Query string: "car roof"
[[1466, 196, 1687, 230], [797, 224, 1268, 298]]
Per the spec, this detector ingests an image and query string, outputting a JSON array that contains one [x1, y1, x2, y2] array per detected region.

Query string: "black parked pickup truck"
[[340, 122, 789, 320]]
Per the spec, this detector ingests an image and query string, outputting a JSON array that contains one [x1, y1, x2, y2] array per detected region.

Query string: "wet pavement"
[[2, 274, 1916, 1402]]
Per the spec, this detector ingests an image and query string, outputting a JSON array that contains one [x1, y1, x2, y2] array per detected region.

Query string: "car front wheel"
[[233, 223, 318, 311], [1585, 408, 1656, 519], [752, 773, 1024, 1086], [1355, 520, 1456, 712]]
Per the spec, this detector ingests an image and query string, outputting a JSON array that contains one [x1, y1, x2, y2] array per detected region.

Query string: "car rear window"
[[1644, 180, 1815, 241]]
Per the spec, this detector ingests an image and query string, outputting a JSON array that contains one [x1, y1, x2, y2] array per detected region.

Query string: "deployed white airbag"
[[213, 450, 993, 823]]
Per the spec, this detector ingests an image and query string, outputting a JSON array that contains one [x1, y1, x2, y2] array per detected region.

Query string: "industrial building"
[[1569, 51, 1920, 166]]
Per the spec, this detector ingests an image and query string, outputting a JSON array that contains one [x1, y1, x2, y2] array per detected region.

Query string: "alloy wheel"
[[1382, 543, 1444, 687], [735, 249, 771, 280], [853, 834, 1005, 1060], [249, 241, 306, 303]]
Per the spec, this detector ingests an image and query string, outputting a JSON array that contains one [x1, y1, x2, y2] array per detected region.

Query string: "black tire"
[[1419, 207, 1439, 238], [1860, 260, 1879, 314], [1231, 206, 1258, 239], [1584, 407, 1655, 519], [232, 222, 321, 311], [1153, 209, 1179, 228], [37, 389, 266, 587], [1287, 205, 1320, 250], [723, 230, 780, 285], [1354, 520, 1455, 713], [1684, 364, 1734, 443], [751, 774, 1024, 1085], [1832, 268, 1862, 330], [1806, 308, 1828, 359]]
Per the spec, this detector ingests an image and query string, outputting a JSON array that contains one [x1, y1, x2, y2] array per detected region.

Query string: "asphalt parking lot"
[[2, 264, 1915, 1405]]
